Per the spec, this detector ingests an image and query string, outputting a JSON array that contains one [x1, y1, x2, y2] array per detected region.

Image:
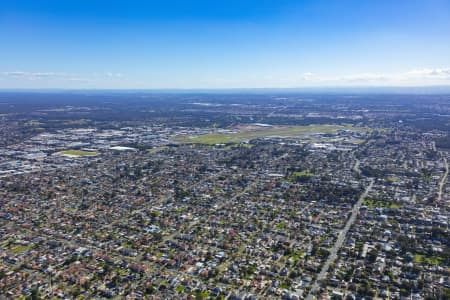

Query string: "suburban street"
[[437, 152, 448, 201], [306, 178, 374, 300]]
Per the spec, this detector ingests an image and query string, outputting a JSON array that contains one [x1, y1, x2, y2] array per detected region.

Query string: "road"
[[306, 178, 374, 300], [352, 158, 360, 175], [437, 152, 448, 201]]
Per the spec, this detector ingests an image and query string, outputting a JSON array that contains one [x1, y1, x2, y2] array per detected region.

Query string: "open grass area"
[[0, 240, 9, 248], [275, 221, 286, 229], [413, 254, 443, 265], [57, 150, 99, 157], [362, 198, 401, 209], [178, 125, 368, 145], [9, 244, 35, 255], [289, 250, 305, 263], [175, 285, 185, 293], [290, 169, 314, 180]]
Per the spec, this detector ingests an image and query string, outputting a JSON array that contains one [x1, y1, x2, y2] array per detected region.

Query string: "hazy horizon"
[[2, 85, 450, 95]]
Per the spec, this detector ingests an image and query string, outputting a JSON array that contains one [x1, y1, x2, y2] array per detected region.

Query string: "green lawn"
[[362, 198, 401, 209], [289, 250, 305, 263], [9, 244, 35, 255], [290, 170, 314, 181], [175, 285, 185, 293], [275, 221, 286, 229], [177, 125, 369, 145], [413, 254, 443, 265], [57, 150, 99, 157]]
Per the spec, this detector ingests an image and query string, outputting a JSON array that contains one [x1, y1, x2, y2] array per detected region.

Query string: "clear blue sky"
[[1, 0, 450, 88]]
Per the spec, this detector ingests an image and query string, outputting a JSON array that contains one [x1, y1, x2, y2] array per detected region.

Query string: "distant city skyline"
[[1, 0, 450, 89]]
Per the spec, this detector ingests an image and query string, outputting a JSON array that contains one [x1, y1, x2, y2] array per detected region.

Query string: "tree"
[[26, 287, 41, 300]]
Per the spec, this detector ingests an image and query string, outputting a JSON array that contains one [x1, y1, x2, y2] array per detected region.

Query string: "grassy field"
[[9, 243, 35, 255], [413, 254, 443, 265], [178, 125, 368, 145], [362, 198, 401, 209], [289, 169, 314, 182], [57, 150, 99, 157]]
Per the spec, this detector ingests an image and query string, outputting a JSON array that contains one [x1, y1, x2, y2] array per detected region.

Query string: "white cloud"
[[401, 68, 450, 80], [302, 72, 316, 81], [105, 72, 123, 78], [1, 68, 448, 88], [1, 71, 124, 83], [302, 68, 450, 86], [2, 71, 68, 79]]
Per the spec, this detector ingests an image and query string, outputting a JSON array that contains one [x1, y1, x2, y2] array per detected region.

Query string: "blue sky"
[[1, 0, 450, 88]]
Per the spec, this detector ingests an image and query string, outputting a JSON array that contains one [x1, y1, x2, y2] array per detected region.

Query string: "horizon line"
[[1, 85, 450, 95]]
